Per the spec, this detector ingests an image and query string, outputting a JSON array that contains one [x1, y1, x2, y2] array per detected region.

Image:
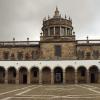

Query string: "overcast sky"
[[0, 0, 100, 41]]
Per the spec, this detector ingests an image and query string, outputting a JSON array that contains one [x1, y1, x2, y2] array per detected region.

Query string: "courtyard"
[[0, 84, 100, 100]]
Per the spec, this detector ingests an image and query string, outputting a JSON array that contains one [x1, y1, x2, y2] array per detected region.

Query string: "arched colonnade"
[[0, 65, 99, 84]]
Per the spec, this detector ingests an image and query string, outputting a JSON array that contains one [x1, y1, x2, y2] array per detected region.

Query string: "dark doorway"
[[77, 66, 87, 83], [23, 74, 27, 84], [91, 73, 95, 83], [19, 67, 27, 84], [42, 67, 51, 84], [55, 73, 62, 83], [89, 66, 99, 83], [65, 67, 75, 84], [30, 67, 39, 84], [54, 67, 63, 84]]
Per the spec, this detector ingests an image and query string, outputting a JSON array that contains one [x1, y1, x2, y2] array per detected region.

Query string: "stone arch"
[[77, 66, 87, 83], [30, 67, 39, 84], [65, 66, 75, 84], [42, 66, 51, 84], [8, 67, 16, 84], [19, 67, 28, 84], [54, 66, 63, 84], [89, 65, 99, 83], [0, 66, 5, 83]]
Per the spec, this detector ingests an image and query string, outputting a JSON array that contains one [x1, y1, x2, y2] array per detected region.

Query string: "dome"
[[41, 7, 75, 41]]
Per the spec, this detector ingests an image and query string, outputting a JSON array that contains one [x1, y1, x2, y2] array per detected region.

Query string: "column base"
[[16, 80, 19, 84], [5, 80, 8, 84]]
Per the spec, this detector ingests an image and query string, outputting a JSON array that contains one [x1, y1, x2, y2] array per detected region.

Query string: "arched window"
[[17, 52, 23, 60], [11, 53, 15, 60], [3, 51, 9, 60], [77, 50, 84, 59], [86, 52, 91, 59], [31, 50, 39, 60], [93, 50, 99, 59], [61, 27, 65, 36], [50, 27, 54, 36], [25, 53, 30, 60], [55, 27, 60, 36]]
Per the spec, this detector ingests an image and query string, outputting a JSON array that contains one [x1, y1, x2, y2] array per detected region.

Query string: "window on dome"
[[50, 27, 54, 36], [61, 27, 65, 36], [44, 29, 48, 36], [55, 27, 60, 36], [67, 28, 70, 35]]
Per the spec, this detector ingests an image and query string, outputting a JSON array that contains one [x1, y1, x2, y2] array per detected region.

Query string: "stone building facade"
[[0, 7, 100, 84]]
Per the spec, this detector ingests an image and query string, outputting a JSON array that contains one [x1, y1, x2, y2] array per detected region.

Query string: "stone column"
[[65, 27, 67, 36], [70, 29, 72, 35], [86, 70, 89, 84], [60, 26, 61, 36], [75, 70, 78, 84], [98, 71, 100, 83], [5, 70, 8, 84], [48, 27, 50, 36], [16, 70, 19, 84], [54, 27, 55, 36], [27, 70, 30, 84], [63, 70, 66, 84], [51, 70, 54, 84], [39, 70, 42, 84]]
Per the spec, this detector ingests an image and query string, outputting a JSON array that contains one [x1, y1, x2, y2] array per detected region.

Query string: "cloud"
[[0, 0, 100, 41]]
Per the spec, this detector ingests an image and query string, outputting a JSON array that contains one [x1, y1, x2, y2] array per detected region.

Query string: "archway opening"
[[89, 66, 99, 83], [54, 67, 63, 84], [8, 67, 16, 84], [30, 67, 39, 84], [65, 67, 75, 84], [77, 66, 87, 83], [19, 67, 27, 84], [42, 67, 51, 84], [0, 67, 5, 83]]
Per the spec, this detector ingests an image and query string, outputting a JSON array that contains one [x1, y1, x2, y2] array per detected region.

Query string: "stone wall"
[[40, 42, 76, 60], [77, 44, 100, 60], [0, 46, 40, 60]]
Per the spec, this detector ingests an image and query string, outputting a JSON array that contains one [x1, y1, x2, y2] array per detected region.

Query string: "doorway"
[[91, 73, 95, 83], [23, 74, 27, 84], [54, 67, 63, 84], [89, 66, 99, 83], [55, 73, 62, 83]]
